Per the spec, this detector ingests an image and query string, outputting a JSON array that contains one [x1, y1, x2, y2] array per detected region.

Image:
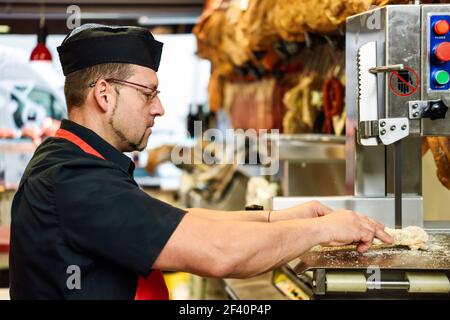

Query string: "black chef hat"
[[57, 24, 163, 76]]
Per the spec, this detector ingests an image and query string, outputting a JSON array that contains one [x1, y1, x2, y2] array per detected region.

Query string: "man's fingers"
[[357, 222, 377, 251], [357, 242, 371, 253], [357, 218, 393, 252], [360, 227, 375, 243], [366, 217, 385, 230], [315, 202, 333, 216], [356, 214, 393, 244], [360, 220, 376, 235], [357, 213, 385, 230], [375, 228, 394, 244], [320, 206, 333, 216], [361, 216, 394, 244]]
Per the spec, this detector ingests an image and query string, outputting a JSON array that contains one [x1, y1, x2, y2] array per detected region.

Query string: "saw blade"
[[357, 41, 379, 146]]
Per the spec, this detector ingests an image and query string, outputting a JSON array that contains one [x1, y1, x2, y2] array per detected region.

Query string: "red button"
[[434, 20, 450, 35], [435, 42, 450, 62]]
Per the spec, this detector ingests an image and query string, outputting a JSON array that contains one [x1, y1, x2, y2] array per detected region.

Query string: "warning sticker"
[[388, 66, 420, 97]]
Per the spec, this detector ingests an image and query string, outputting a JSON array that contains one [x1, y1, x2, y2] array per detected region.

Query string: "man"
[[9, 24, 393, 299]]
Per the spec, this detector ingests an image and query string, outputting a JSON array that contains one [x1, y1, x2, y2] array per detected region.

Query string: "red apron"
[[55, 128, 169, 300]]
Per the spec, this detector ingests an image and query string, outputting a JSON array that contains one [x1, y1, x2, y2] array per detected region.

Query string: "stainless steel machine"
[[272, 4, 450, 299]]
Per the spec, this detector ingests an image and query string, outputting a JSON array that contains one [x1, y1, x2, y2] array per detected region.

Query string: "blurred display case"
[[269, 134, 346, 197]]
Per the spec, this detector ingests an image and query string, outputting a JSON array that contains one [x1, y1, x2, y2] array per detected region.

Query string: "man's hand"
[[317, 209, 394, 253], [271, 201, 333, 222]]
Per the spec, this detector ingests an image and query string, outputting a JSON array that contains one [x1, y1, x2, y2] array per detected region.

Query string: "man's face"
[[108, 65, 164, 152]]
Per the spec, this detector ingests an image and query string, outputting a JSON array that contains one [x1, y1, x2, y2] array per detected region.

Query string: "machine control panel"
[[430, 14, 450, 91]]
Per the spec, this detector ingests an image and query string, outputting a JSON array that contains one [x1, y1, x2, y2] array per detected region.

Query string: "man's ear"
[[93, 79, 114, 113]]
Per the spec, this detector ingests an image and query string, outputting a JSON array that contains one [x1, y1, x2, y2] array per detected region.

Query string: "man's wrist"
[[267, 210, 272, 223], [270, 208, 301, 222], [310, 217, 329, 244], [267, 210, 280, 222], [267, 209, 292, 223]]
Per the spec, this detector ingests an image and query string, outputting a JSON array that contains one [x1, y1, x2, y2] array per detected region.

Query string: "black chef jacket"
[[9, 119, 186, 299]]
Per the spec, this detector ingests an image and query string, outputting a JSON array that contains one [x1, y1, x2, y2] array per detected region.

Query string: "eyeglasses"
[[89, 78, 160, 103]]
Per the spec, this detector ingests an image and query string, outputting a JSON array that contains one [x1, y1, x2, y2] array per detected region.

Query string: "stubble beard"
[[109, 100, 148, 152]]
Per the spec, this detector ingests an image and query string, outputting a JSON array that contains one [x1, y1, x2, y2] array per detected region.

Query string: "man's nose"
[[150, 97, 165, 117]]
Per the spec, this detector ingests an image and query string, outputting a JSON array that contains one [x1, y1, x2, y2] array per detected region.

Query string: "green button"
[[435, 70, 450, 85]]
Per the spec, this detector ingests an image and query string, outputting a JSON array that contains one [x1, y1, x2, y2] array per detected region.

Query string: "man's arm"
[[186, 201, 333, 222], [153, 209, 393, 279], [187, 208, 270, 222]]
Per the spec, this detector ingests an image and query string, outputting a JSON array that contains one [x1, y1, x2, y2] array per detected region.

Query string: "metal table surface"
[[293, 231, 450, 274]]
